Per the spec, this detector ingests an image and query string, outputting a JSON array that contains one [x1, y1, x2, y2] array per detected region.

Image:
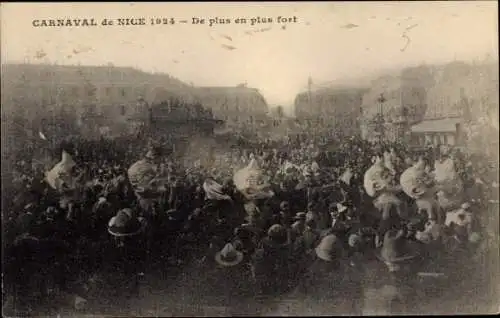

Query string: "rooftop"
[[411, 117, 462, 133]]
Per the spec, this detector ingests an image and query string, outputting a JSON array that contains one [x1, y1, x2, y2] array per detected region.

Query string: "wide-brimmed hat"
[[145, 146, 162, 160], [348, 233, 363, 249], [267, 224, 288, 246], [377, 229, 419, 264], [214, 243, 244, 267], [460, 202, 471, 210], [336, 203, 348, 213], [108, 208, 147, 237], [279, 201, 290, 210], [315, 234, 344, 262], [415, 219, 442, 242], [293, 212, 306, 220], [166, 208, 184, 221]]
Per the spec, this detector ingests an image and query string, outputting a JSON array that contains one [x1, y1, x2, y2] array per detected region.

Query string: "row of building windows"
[[411, 133, 457, 146], [25, 84, 146, 103]]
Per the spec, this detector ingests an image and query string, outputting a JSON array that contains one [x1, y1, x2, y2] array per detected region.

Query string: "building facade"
[[360, 61, 498, 145], [192, 86, 269, 133], [293, 87, 367, 138], [1, 63, 194, 139], [409, 117, 465, 148]]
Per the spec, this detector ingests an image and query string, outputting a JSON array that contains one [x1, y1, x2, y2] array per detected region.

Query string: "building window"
[[120, 88, 126, 97], [120, 105, 126, 116], [105, 87, 112, 97]]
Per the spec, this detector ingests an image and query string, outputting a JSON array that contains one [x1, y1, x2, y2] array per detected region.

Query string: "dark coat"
[[252, 237, 297, 295], [204, 263, 255, 305], [292, 256, 364, 315]]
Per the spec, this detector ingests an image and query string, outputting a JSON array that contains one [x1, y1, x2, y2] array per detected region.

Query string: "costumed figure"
[[233, 158, 275, 227], [400, 157, 440, 223], [127, 146, 167, 220], [434, 144, 464, 213], [202, 177, 241, 236], [45, 150, 80, 220], [364, 155, 407, 224]]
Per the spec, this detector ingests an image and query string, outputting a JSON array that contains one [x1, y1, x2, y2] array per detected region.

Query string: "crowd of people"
[[2, 132, 499, 315]]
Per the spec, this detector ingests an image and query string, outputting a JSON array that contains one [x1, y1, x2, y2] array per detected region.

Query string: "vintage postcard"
[[1, 2, 498, 317]]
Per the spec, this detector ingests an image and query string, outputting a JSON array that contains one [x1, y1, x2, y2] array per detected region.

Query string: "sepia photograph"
[[1, 2, 499, 316]]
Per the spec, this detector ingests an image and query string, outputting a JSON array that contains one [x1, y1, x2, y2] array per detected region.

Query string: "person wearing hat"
[[292, 234, 363, 315], [376, 226, 420, 273], [414, 219, 444, 257], [443, 202, 481, 251], [339, 166, 361, 208], [107, 208, 147, 243], [214, 243, 245, 267], [232, 224, 259, 262], [272, 200, 292, 227], [308, 201, 331, 231], [291, 213, 322, 276], [103, 208, 148, 298], [291, 212, 306, 238], [251, 224, 295, 295], [89, 196, 115, 241]]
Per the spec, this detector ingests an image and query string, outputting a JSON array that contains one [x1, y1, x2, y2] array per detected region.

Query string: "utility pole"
[[376, 93, 386, 143], [307, 76, 313, 135]]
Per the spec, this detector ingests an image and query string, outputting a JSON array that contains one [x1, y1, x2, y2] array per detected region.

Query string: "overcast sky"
[[1, 2, 498, 109]]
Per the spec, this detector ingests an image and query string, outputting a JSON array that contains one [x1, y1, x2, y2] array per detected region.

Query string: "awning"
[[411, 118, 461, 133]]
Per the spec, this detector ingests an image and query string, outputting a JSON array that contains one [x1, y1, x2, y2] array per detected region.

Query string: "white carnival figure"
[[233, 158, 275, 227], [434, 145, 464, 212], [233, 158, 274, 201], [364, 155, 406, 221], [400, 157, 441, 222], [45, 150, 77, 192]]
